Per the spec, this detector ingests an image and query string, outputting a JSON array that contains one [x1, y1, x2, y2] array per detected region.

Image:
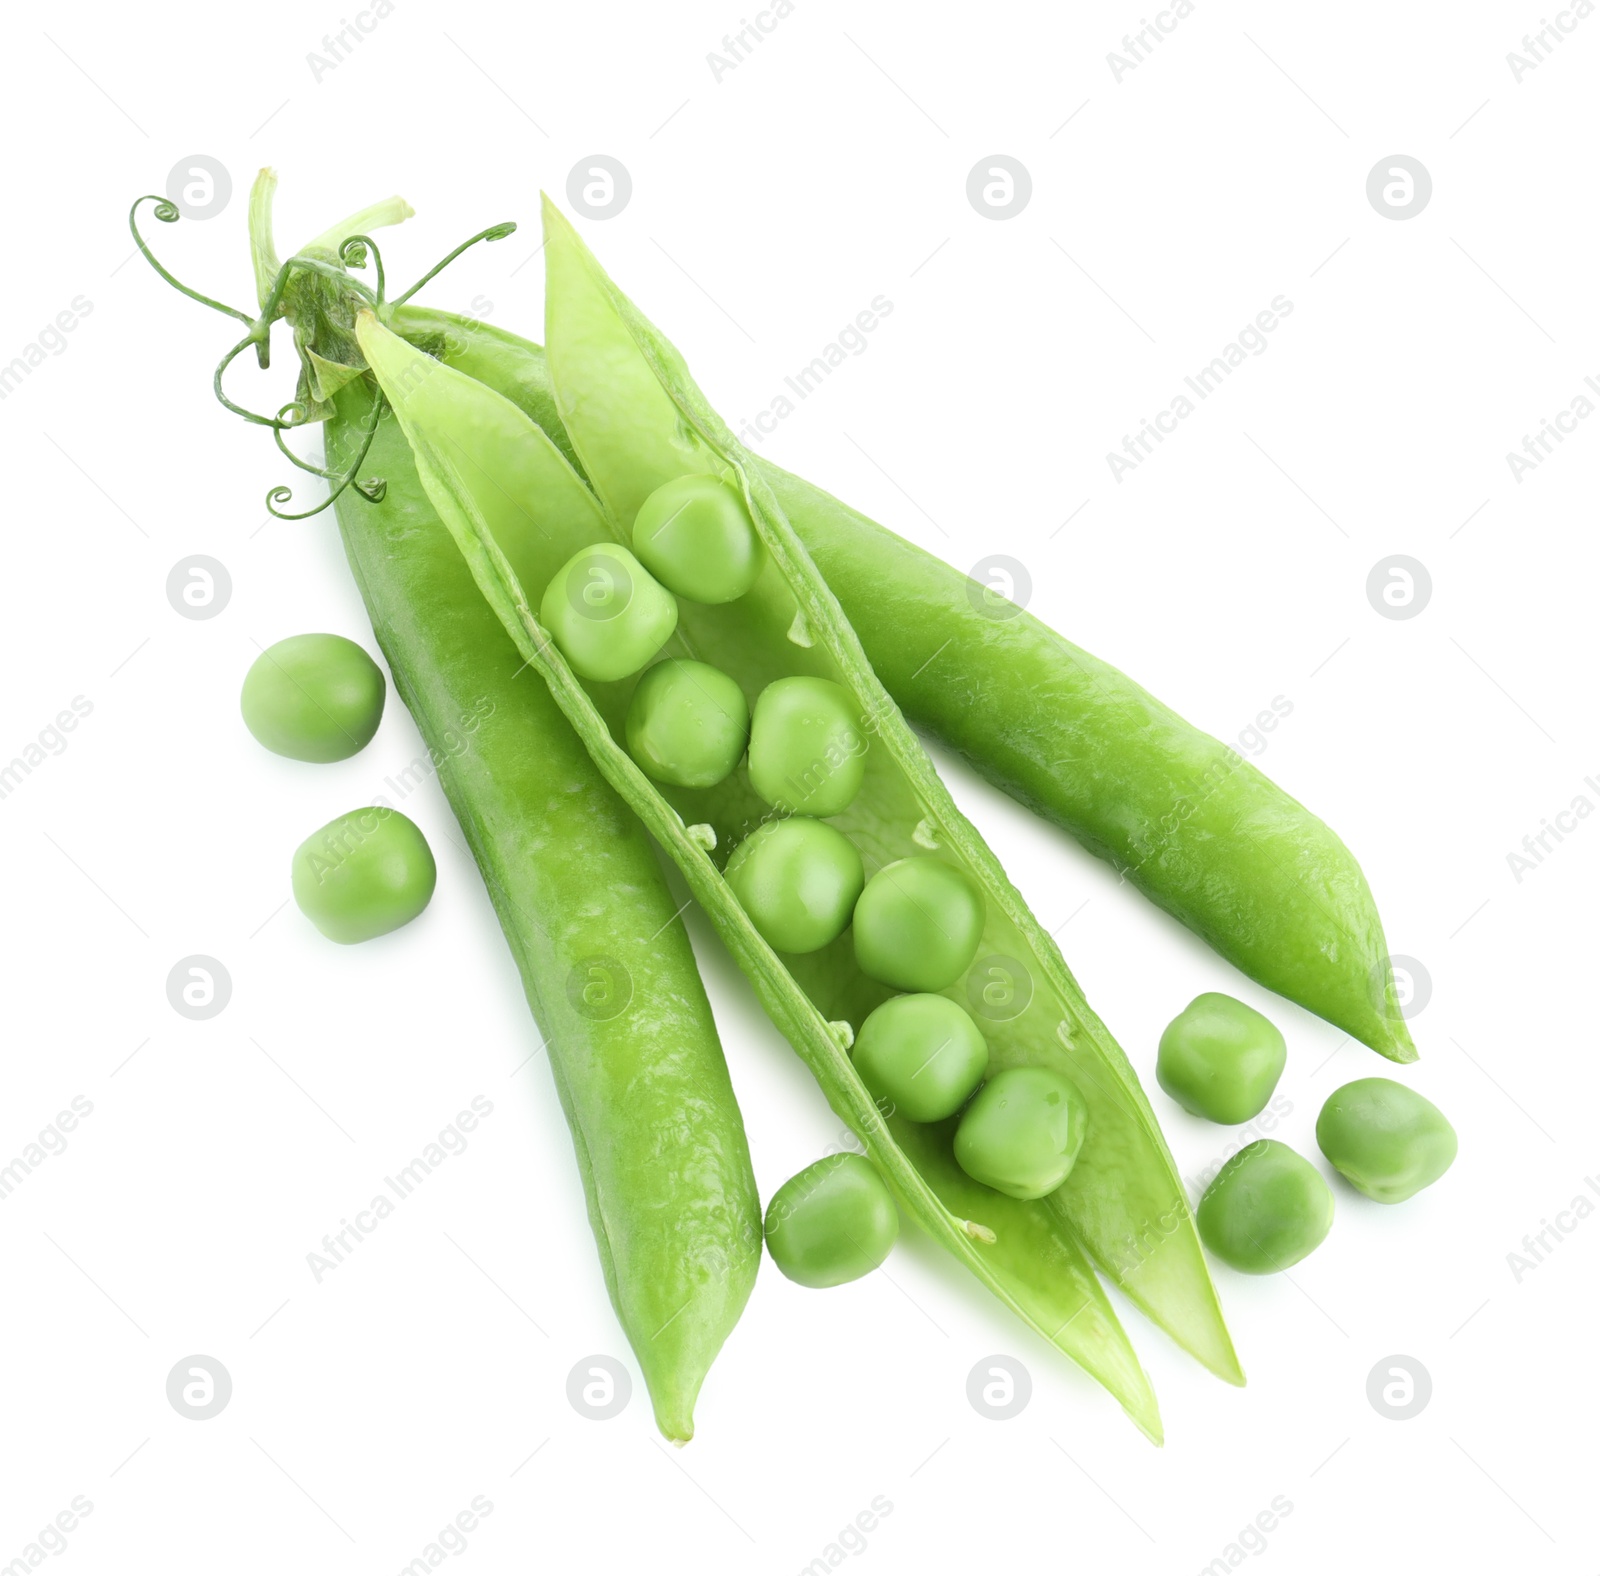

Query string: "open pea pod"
[[356, 205, 1243, 1427]]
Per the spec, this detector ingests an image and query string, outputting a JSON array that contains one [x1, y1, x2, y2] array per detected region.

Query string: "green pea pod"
[[396, 309, 1413, 1064], [212, 179, 764, 1442], [357, 204, 1241, 1419], [764, 478, 1416, 1063], [324, 378, 761, 1441]]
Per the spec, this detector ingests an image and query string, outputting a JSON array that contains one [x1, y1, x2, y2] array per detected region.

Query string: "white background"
[[1, 2, 1594, 1572]]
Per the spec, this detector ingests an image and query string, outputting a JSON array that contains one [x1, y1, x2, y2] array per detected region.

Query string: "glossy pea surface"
[[764, 1154, 899, 1287], [954, 1066, 1089, 1200], [747, 676, 866, 816], [853, 857, 985, 992], [1316, 1078, 1457, 1203], [540, 542, 678, 682], [291, 807, 437, 943], [1197, 1140, 1333, 1273], [724, 818, 864, 954], [240, 633, 385, 762], [1157, 992, 1287, 1125], [854, 994, 988, 1122], [633, 473, 761, 604], [625, 659, 749, 788]]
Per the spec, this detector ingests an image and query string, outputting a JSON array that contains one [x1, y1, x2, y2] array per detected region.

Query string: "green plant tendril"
[[389, 221, 516, 308], [128, 195, 255, 327], [265, 391, 386, 520], [338, 235, 385, 303], [136, 193, 508, 520]]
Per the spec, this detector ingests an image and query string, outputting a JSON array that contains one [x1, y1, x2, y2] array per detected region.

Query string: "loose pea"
[[240, 633, 385, 762], [853, 857, 984, 993], [625, 659, 749, 789], [724, 818, 864, 954], [632, 474, 761, 604], [540, 542, 678, 682], [1196, 1140, 1333, 1274], [854, 994, 988, 1122], [1316, 1078, 1457, 1203], [291, 807, 437, 943], [747, 676, 866, 817], [764, 1154, 899, 1287], [1157, 992, 1287, 1125], [953, 1066, 1089, 1200]]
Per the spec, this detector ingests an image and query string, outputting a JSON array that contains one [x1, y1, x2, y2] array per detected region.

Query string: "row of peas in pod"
[[538, 473, 1093, 1289]]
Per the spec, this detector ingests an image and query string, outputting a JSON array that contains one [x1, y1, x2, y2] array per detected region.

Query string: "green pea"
[[291, 807, 437, 943], [747, 676, 867, 816], [240, 633, 385, 762], [854, 994, 988, 1123], [1157, 992, 1287, 1125], [633, 474, 761, 604], [540, 542, 678, 682], [724, 818, 864, 954], [853, 856, 984, 992], [1196, 1140, 1333, 1274], [763, 1153, 899, 1287], [953, 1066, 1089, 1200], [624, 659, 749, 789], [1316, 1078, 1457, 1203]]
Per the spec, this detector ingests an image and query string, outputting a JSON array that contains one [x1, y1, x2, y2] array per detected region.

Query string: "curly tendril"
[[136, 193, 518, 521], [265, 391, 387, 520], [389, 220, 517, 308], [338, 234, 385, 303], [128, 195, 255, 327]]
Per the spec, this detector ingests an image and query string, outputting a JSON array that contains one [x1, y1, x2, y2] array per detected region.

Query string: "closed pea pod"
[[158, 177, 766, 1444]]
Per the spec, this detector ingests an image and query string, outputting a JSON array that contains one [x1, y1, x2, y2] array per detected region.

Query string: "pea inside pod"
[[540, 541, 678, 682], [625, 658, 749, 789], [633, 473, 762, 604]]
